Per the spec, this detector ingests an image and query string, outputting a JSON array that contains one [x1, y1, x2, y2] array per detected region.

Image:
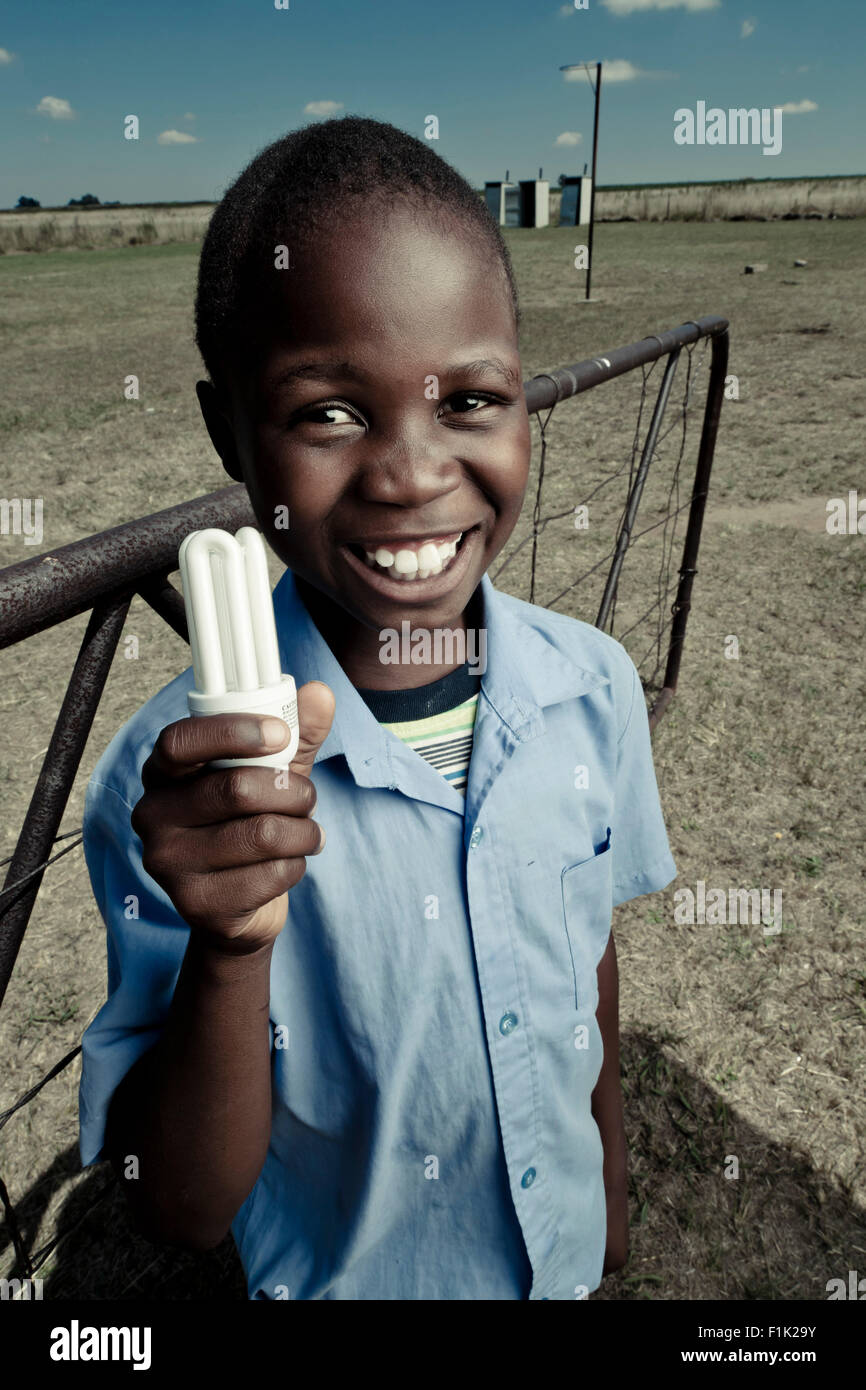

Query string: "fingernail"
[[260, 717, 287, 748]]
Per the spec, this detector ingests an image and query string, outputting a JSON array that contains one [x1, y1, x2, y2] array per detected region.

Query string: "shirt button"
[[469, 825, 483, 848], [521, 1167, 537, 1189], [499, 1011, 519, 1035]]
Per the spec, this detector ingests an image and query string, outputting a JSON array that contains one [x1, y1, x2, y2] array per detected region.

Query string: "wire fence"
[[0, 314, 729, 1293], [499, 344, 698, 696]]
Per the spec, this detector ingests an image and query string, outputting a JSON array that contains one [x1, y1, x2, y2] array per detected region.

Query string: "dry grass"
[[2, 177, 864, 258], [0, 219, 864, 1300], [588, 176, 866, 222], [0, 204, 214, 254]]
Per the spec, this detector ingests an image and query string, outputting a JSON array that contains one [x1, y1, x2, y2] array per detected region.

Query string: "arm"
[[591, 928, 629, 1276], [103, 683, 334, 1251], [104, 935, 274, 1250]]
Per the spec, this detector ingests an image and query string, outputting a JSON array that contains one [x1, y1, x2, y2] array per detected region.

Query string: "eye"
[[298, 400, 363, 427], [440, 391, 500, 415]]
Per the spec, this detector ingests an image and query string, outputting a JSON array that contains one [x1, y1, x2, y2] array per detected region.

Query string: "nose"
[[354, 426, 463, 510]]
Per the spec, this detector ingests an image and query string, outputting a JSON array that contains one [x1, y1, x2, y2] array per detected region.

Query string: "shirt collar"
[[272, 568, 609, 787]]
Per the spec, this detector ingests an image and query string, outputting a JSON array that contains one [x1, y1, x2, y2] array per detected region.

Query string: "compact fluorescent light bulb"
[[178, 527, 299, 769]]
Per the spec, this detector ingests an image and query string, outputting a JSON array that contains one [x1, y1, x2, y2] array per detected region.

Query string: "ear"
[[196, 379, 243, 483]]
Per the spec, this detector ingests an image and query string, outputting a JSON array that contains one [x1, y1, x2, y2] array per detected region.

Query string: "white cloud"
[[603, 59, 643, 81], [563, 59, 670, 82], [778, 99, 818, 114], [741, 18, 756, 37], [0, 46, 16, 64], [157, 128, 199, 144], [36, 95, 75, 120], [304, 99, 343, 117], [555, 131, 584, 146], [602, 0, 718, 13]]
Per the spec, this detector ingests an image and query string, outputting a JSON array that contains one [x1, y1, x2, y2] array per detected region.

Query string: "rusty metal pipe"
[[0, 486, 254, 650], [661, 326, 730, 695], [0, 592, 132, 1006]]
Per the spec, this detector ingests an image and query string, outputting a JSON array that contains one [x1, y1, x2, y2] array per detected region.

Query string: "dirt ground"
[[0, 218, 864, 1300]]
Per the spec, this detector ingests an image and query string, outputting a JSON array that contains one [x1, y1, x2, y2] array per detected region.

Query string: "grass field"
[[0, 218, 864, 1300]]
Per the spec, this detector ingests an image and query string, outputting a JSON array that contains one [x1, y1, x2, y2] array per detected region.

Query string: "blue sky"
[[0, 0, 861, 208]]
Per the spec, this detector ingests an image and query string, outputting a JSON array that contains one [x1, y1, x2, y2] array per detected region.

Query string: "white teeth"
[[360, 531, 465, 578], [418, 542, 442, 574], [394, 549, 419, 575]]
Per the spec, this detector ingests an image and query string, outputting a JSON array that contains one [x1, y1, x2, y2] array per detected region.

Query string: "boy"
[[79, 117, 676, 1300]]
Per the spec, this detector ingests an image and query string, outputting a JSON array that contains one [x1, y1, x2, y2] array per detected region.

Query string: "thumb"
[[290, 680, 336, 780]]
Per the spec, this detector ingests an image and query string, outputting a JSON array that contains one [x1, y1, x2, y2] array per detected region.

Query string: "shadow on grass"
[[0, 1143, 245, 1299], [597, 1031, 865, 1301], [1, 1029, 862, 1300]]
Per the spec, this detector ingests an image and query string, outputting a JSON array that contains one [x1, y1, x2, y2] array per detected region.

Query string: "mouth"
[[340, 526, 482, 600]]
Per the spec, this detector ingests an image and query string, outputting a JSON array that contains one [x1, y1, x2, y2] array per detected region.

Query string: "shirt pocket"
[[560, 843, 614, 1013]]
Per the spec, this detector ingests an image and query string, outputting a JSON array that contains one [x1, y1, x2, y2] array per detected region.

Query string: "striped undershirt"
[[355, 662, 481, 796]]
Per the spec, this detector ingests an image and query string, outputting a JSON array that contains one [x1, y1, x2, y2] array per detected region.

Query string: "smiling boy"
[[78, 117, 676, 1300]]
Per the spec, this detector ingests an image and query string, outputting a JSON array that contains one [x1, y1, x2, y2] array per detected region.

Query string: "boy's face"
[[200, 203, 531, 675]]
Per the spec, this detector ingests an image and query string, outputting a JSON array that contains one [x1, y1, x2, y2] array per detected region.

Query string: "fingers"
[[291, 681, 336, 780], [134, 763, 318, 833], [141, 714, 285, 790], [166, 858, 303, 939], [140, 682, 336, 791], [141, 807, 324, 883]]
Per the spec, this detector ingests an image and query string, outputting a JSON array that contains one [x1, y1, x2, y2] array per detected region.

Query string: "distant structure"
[[518, 178, 549, 228], [485, 168, 550, 228], [559, 175, 593, 226], [484, 180, 521, 227]]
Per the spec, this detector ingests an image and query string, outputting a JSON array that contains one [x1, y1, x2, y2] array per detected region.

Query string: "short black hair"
[[194, 115, 520, 389]]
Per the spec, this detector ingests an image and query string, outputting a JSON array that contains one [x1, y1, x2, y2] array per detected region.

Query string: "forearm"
[[592, 930, 628, 1272], [104, 934, 275, 1249]]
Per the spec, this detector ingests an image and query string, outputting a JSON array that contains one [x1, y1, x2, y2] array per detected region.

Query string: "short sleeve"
[[78, 775, 191, 1165], [610, 657, 677, 908]]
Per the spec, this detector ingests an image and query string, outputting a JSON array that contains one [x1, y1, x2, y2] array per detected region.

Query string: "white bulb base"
[[187, 674, 300, 769]]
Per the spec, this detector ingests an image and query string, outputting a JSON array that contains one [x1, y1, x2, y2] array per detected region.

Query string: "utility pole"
[[559, 60, 602, 300]]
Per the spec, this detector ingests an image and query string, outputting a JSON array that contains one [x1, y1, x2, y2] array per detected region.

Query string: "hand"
[[602, 1179, 629, 1276], [131, 680, 335, 955]]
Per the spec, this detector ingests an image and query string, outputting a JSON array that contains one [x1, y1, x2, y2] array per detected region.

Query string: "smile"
[[357, 533, 462, 580], [341, 527, 480, 599]]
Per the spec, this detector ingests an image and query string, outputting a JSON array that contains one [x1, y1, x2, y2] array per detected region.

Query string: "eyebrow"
[[271, 361, 368, 388], [270, 357, 521, 390], [452, 358, 522, 388]]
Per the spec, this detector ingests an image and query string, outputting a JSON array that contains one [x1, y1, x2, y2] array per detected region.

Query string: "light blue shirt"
[[79, 569, 676, 1301]]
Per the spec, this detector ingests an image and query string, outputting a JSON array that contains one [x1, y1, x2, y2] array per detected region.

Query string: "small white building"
[[518, 180, 550, 228], [559, 176, 593, 226], [484, 181, 521, 227]]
